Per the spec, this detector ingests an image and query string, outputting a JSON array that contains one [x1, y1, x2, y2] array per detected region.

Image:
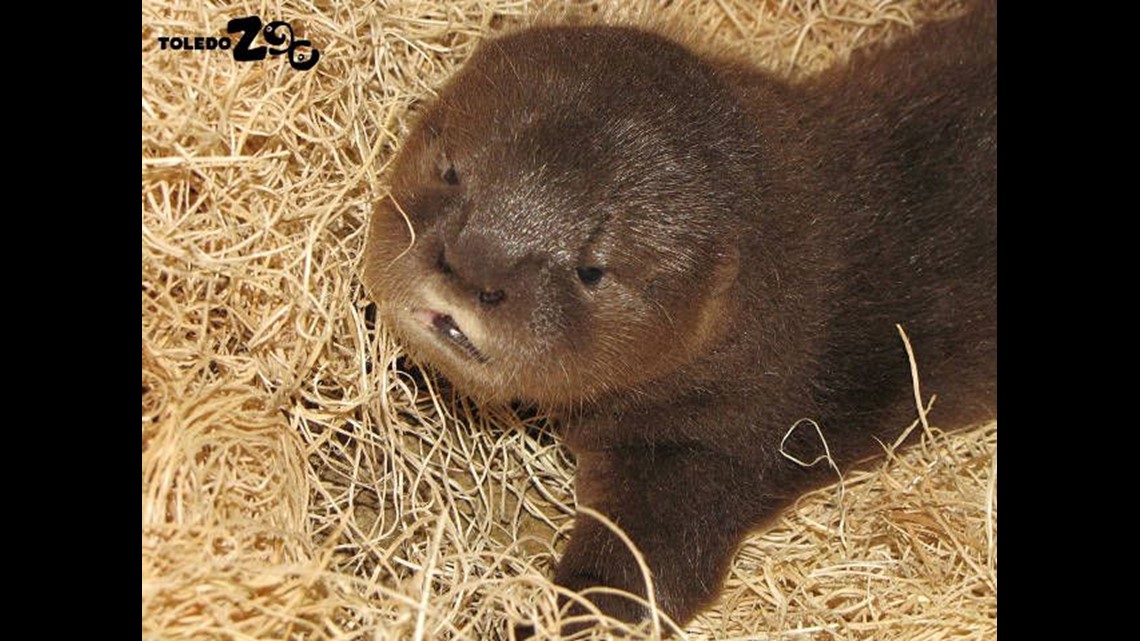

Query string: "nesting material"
[[141, 0, 995, 639]]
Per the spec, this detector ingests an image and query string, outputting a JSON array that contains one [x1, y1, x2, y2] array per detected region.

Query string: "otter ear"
[[709, 241, 740, 297]]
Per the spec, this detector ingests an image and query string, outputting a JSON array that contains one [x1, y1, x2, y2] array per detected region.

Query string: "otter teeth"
[[434, 314, 465, 341], [415, 309, 487, 363]]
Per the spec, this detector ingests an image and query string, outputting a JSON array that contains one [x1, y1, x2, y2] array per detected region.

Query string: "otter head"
[[363, 26, 759, 408]]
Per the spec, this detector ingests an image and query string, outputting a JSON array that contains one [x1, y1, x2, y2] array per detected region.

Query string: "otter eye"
[[442, 164, 459, 186], [576, 266, 605, 287]]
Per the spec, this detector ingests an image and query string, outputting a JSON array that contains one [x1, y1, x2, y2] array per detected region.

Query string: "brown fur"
[[362, 0, 996, 633]]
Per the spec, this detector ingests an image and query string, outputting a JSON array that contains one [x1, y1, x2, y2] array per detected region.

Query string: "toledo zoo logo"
[[155, 16, 320, 71]]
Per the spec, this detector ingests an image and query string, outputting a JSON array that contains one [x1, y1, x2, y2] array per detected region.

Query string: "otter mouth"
[[414, 309, 488, 363]]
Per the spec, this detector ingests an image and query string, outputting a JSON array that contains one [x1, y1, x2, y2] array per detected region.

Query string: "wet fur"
[[363, 0, 996, 633]]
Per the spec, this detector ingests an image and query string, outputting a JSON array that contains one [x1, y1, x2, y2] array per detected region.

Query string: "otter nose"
[[437, 229, 516, 307], [478, 289, 506, 306]]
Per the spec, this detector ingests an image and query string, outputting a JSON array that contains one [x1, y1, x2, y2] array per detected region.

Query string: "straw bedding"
[[141, 1, 996, 639]]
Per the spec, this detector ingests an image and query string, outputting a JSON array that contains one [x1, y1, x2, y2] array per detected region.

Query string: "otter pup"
[[362, 0, 996, 633]]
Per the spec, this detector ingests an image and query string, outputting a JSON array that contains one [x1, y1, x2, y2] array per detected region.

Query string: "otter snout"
[[436, 223, 537, 310]]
